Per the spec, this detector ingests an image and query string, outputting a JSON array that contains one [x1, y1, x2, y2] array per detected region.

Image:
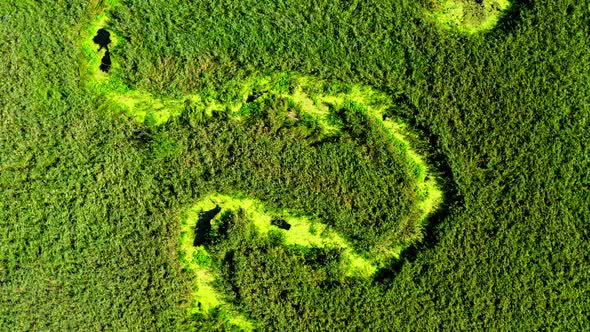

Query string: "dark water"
[[193, 205, 221, 246], [246, 90, 266, 103], [100, 51, 111, 72], [93, 29, 112, 72], [271, 218, 291, 230]]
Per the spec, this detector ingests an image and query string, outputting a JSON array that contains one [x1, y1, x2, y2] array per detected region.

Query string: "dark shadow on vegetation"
[[373, 95, 464, 283], [216, 211, 233, 239], [131, 127, 154, 147], [492, 0, 533, 35], [193, 205, 221, 246], [301, 247, 341, 270], [374, 199, 459, 283], [246, 90, 267, 103], [222, 250, 242, 302], [93, 28, 112, 72], [93, 28, 110, 51], [100, 51, 112, 72], [271, 218, 291, 230]]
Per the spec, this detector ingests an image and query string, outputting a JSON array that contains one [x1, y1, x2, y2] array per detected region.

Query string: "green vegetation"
[[179, 193, 385, 330], [2, 0, 589, 331], [424, 0, 511, 33], [178, 139, 439, 328], [178, 196, 256, 330]]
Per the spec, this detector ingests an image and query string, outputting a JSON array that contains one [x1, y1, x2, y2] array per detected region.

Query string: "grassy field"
[[1, 0, 589, 330]]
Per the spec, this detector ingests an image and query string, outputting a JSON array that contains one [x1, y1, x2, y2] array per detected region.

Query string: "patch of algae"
[[426, 0, 511, 34]]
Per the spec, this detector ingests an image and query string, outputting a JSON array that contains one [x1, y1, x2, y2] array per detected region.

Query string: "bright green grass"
[[426, 0, 511, 33]]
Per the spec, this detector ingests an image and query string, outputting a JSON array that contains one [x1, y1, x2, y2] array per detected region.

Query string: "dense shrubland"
[[1, 0, 589, 330]]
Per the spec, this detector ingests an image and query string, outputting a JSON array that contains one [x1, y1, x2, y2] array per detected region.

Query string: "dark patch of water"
[[246, 90, 266, 103], [93, 29, 111, 50], [193, 205, 221, 246], [100, 51, 112, 72], [93, 28, 112, 73], [271, 218, 291, 230]]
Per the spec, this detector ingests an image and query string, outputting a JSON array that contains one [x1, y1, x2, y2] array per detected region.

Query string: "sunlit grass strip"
[[77, 1, 226, 124], [79, 7, 242, 125]]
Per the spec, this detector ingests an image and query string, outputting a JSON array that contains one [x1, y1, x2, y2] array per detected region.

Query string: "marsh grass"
[[3, 0, 588, 330]]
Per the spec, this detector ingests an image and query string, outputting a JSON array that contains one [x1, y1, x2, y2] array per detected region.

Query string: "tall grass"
[[2, 0, 589, 330]]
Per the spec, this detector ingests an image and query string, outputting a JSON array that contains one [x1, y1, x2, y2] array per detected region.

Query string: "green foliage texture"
[[1, 0, 589, 330]]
